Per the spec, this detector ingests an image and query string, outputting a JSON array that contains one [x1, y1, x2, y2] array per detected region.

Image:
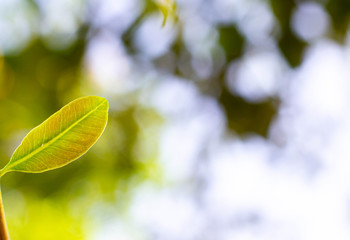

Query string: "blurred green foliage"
[[0, 36, 162, 238], [0, 0, 349, 238]]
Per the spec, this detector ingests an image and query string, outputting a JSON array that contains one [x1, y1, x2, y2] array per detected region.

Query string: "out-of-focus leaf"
[[278, 30, 306, 67], [326, 0, 350, 41], [269, 0, 306, 67], [0, 96, 108, 175], [219, 88, 278, 137], [269, 0, 295, 29], [218, 25, 245, 62], [154, 0, 177, 26]]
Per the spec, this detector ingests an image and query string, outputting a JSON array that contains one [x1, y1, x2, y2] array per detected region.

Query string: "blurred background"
[[1, 0, 350, 239]]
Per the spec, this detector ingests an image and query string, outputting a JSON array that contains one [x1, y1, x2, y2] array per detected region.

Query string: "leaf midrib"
[[4, 100, 106, 171]]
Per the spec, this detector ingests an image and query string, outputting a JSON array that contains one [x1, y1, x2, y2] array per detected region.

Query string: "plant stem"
[[0, 186, 9, 240]]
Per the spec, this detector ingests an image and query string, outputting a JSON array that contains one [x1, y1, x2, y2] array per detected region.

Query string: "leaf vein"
[[6, 100, 106, 170]]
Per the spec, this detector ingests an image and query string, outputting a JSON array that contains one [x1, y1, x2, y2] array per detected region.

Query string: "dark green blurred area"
[[0, 0, 348, 239]]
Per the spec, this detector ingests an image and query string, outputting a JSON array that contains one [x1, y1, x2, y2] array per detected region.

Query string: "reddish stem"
[[0, 188, 9, 240]]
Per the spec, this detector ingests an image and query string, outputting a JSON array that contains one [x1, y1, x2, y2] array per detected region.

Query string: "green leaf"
[[0, 96, 109, 176]]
